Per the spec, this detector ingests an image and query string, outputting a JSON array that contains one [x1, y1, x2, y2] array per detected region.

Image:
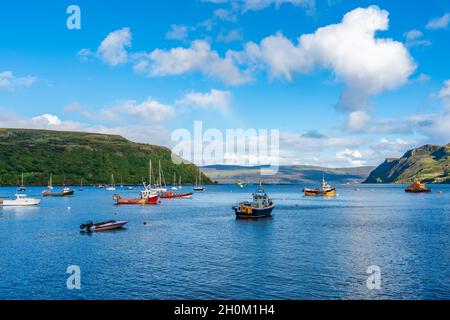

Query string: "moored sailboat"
[[193, 168, 206, 191], [18, 172, 26, 192]]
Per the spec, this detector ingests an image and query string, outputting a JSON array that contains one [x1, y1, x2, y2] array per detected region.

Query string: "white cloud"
[[133, 40, 251, 85], [336, 148, 365, 167], [347, 111, 371, 132], [166, 24, 190, 41], [97, 27, 132, 66], [239, 6, 416, 111], [217, 29, 243, 43], [404, 29, 422, 41], [403, 29, 431, 48], [426, 13, 450, 30], [120, 98, 176, 122], [0, 71, 37, 91], [177, 89, 231, 112]]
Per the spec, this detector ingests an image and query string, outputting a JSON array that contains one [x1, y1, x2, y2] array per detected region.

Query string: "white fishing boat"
[[1, 194, 41, 206]]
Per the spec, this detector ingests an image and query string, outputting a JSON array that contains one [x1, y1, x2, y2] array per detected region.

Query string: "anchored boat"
[[43, 187, 74, 197], [405, 181, 431, 193], [160, 191, 193, 199], [303, 175, 336, 197], [113, 194, 159, 205], [194, 168, 206, 191], [233, 184, 275, 219], [80, 220, 127, 232], [0, 194, 41, 206]]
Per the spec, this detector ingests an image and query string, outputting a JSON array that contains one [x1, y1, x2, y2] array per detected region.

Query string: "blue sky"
[[1, 0, 450, 167]]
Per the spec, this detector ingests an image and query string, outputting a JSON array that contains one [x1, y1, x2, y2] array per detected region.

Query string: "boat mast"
[[21, 172, 24, 187]]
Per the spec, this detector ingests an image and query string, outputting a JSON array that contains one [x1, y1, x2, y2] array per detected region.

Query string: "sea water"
[[0, 184, 449, 300]]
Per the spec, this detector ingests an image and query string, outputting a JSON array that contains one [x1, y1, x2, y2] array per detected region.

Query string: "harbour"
[[0, 183, 449, 300]]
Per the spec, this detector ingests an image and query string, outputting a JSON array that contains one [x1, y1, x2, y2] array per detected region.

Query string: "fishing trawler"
[[303, 175, 336, 197], [405, 180, 431, 193], [233, 184, 275, 219], [0, 194, 41, 206]]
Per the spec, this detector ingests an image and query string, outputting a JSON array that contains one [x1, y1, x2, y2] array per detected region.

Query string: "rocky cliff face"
[[364, 144, 450, 184]]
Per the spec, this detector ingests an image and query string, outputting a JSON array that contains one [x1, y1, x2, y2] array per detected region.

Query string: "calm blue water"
[[0, 184, 449, 300]]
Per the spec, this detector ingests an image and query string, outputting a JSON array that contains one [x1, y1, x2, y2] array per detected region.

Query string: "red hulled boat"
[[113, 194, 159, 205], [160, 191, 193, 199]]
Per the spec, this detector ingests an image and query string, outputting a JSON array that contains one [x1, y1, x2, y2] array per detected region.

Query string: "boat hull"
[[234, 204, 275, 219], [304, 188, 336, 197], [80, 221, 128, 232], [405, 189, 431, 193], [1, 198, 41, 206], [160, 192, 193, 199], [43, 190, 74, 197], [113, 194, 159, 205]]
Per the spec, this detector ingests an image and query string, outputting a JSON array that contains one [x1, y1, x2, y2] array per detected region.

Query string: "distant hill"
[[202, 164, 374, 184], [364, 144, 450, 184], [0, 128, 212, 186]]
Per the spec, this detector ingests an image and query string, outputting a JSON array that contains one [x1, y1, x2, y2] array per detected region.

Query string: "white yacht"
[[1, 194, 41, 206]]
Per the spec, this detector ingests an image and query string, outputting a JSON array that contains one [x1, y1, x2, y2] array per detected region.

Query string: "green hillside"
[[0, 128, 212, 186], [364, 143, 450, 184]]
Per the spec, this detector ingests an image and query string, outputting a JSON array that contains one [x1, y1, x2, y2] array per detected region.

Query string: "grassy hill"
[[0, 128, 212, 186], [364, 143, 450, 184], [202, 165, 374, 184]]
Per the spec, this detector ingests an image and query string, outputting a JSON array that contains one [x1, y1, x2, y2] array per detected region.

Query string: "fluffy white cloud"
[[177, 89, 231, 112], [347, 111, 371, 132], [0, 71, 37, 90], [120, 98, 176, 122], [97, 27, 132, 66], [133, 40, 251, 85], [426, 13, 450, 30], [336, 148, 365, 167], [166, 24, 190, 41], [240, 6, 415, 111]]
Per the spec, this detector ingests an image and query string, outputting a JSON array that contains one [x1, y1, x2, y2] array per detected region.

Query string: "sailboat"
[[106, 174, 116, 191], [171, 172, 178, 190], [43, 176, 74, 196], [79, 178, 84, 191], [47, 173, 54, 190], [18, 172, 26, 192], [193, 168, 206, 192], [120, 175, 124, 188], [151, 160, 167, 193], [178, 176, 182, 189]]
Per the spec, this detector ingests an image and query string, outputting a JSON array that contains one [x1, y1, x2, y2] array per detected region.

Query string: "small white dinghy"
[[0, 194, 41, 206]]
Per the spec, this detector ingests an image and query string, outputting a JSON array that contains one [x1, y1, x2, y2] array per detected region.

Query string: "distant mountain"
[[202, 164, 374, 184], [0, 128, 212, 186], [364, 144, 450, 184]]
